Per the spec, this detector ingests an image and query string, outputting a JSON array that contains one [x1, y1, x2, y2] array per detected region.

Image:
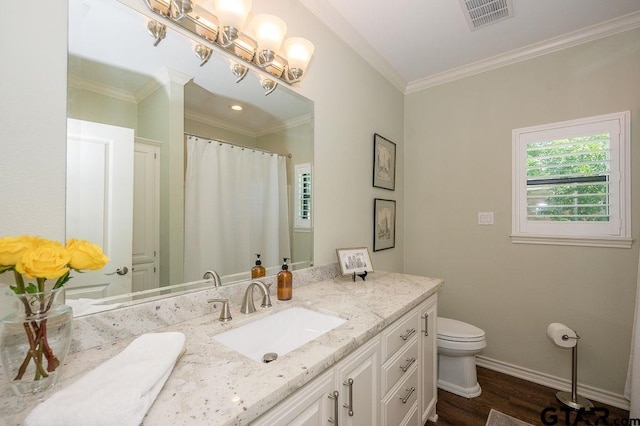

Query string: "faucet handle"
[[261, 283, 272, 308], [208, 298, 232, 322]]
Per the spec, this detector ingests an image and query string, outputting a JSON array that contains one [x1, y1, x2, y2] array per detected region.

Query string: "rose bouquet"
[[0, 235, 108, 391]]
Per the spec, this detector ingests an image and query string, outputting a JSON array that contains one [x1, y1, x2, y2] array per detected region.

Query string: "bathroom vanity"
[[0, 267, 442, 425]]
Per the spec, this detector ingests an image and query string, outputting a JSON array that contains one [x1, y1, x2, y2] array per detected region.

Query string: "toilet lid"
[[437, 317, 485, 342]]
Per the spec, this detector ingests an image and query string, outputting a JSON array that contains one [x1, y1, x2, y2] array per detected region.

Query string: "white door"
[[132, 138, 160, 291], [66, 118, 134, 298]]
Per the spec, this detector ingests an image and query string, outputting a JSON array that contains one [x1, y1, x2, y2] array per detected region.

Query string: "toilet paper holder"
[[555, 329, 593, 411]]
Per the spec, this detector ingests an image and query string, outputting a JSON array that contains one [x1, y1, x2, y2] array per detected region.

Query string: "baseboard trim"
[[476, 356, 630, 411]]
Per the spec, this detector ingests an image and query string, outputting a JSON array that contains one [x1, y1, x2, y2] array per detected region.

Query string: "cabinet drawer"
[[382, 339, 418, 396], [381, 309, 418, 363], [402, 403, 420, 426], [383, 366, 418, 426]]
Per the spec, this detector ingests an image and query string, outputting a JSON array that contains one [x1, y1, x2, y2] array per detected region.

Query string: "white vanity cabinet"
[[253, 338, 380, 426], [253, 294, 438, 426]]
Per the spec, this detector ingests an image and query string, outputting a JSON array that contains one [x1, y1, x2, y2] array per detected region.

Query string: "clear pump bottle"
[[277, 258, 292, 301]]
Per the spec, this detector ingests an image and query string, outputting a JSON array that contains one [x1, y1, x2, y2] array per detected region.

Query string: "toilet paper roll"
[[546, 323, 578, 348]]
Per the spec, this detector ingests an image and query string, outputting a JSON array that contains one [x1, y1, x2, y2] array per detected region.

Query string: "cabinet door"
[[335, 337, 380, 426], [419, 295, 438, 423], [252, 370, 334, 426]]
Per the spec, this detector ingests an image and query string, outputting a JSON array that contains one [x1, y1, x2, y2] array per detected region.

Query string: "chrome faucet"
[[241, 280, 272, 314], [203, 269, 222, 287]]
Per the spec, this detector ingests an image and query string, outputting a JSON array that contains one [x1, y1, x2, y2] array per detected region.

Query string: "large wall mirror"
[[66, 0, 314, 310]]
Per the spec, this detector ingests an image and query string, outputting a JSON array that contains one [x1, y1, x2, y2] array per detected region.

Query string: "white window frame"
[[293, 163, 312, 229], [511, 111, 631, 248]]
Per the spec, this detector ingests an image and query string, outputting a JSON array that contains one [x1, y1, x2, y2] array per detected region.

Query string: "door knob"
[[105, 266, 129, 276]]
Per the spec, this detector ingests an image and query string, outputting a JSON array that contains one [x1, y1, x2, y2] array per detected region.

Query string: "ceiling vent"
[[459, 0, 513, 31]]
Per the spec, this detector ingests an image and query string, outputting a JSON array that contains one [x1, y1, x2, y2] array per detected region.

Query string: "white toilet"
[[436, 317, 486, 398]]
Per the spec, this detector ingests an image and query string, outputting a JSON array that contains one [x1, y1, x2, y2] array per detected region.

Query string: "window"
[[512, 112, 630, 248], [294, 163, 312, 229]]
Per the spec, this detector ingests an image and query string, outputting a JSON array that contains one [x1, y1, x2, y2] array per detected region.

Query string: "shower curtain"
[[625, 248, 640, 418], [184, 135, 290, 281]]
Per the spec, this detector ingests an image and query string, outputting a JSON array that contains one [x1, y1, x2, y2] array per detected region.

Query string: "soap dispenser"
[[251, 254, 266, 279], [277, 257, 292, 301]]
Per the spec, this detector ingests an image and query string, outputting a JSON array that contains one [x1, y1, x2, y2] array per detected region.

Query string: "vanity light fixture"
[[142, 0, 315, 90], [284, 37, 315, 82], [251, 14, 287, 70], [210, 0, 252, 47]]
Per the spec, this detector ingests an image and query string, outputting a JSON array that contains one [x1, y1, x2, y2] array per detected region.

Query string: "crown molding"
[[254, 113, 313, 137], [68, 76, 137, 103], [185, 110, 313, 138], [405, 11, 640, 94], [185, 110, 256, 137]]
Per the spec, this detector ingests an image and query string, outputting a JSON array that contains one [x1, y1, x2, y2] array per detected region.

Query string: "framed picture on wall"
[[373, 133, 396, 190], [373, 198, 396, 251], [336, 247, 374, 275]]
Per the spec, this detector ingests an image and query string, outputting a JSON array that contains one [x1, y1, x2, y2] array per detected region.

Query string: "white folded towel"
[[25, 332, 186, 426]]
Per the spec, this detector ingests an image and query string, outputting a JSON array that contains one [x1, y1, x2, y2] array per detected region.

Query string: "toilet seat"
[[437, 318, 485, 342]]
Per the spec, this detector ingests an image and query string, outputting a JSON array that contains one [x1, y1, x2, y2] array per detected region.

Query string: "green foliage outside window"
[[525, 134, 610, 222]]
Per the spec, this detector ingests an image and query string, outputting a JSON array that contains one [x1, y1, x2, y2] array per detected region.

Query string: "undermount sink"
[[213, 307, 347, 362]]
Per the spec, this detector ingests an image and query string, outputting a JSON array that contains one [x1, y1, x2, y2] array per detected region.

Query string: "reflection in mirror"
[[66, 0, 314, 311]]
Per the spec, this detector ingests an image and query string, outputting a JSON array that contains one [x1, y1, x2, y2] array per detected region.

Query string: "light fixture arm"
[[194, 45, 213, 66], [147, 20, 167, 46]]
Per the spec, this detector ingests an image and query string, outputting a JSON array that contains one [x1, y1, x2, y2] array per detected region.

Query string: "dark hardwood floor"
[[427, 367, 630, 426]]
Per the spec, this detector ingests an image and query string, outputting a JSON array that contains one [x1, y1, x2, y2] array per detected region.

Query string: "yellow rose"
[[0, 235, 43, 266], [15, 240, 71, 279], [66, 239, 109, 271]]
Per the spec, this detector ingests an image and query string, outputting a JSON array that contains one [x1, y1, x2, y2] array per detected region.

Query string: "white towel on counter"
[[25, 332, 186, 426]]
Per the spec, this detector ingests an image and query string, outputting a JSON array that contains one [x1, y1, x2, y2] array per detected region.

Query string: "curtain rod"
[[184, 132, 292, 158]]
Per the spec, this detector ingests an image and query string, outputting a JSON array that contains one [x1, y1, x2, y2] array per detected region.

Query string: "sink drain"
[[262, 352, 278, 363]]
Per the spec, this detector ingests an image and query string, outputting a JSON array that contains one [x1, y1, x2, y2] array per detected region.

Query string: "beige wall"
[[0, 1, 67, 241], [404, 28, 640, 395]]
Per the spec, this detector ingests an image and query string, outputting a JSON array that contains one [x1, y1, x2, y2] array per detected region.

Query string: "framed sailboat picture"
[[374, 198, 396, 251]]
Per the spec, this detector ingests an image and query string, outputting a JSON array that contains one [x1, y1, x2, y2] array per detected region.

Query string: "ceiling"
[[300, 0, 640, 93]]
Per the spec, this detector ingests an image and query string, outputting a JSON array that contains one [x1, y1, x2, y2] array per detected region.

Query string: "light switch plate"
[[478, 212, 494, 225]]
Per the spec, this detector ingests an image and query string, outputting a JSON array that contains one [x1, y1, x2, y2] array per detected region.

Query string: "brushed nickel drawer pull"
[[422, 314, 429, 336], [399, 357, 416, 372], [400, 386, 416, 404], [400, 328, 416, 341], [328, 391, 339, 425], [343, 378, 354, 416]]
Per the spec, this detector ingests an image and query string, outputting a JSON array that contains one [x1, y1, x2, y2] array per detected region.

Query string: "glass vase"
[[0, 287, 73, 396]]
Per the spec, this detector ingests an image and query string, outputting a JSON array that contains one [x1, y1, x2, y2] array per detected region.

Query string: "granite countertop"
[[0, 271, 442, 426]]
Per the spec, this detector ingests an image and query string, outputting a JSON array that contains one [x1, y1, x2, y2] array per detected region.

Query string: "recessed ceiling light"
[[229, 104, 243, 111]]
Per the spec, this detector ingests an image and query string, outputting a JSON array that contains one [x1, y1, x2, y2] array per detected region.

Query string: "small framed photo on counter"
[[336, 247, 374, 276], [373, 133, 396, 191], [374, 198, 396, 251]]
